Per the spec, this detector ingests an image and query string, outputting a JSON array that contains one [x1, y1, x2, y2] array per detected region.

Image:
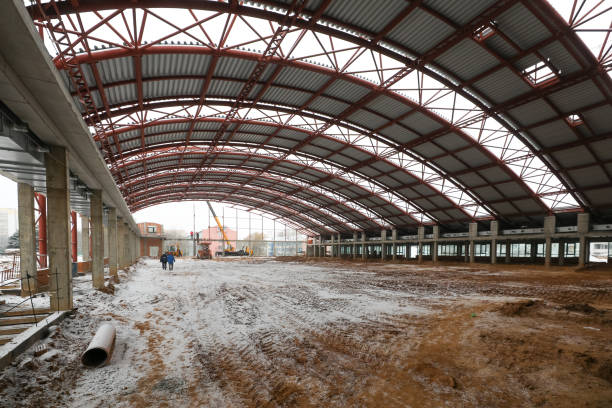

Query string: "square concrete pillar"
[[544, 216, 555, 267], [45, 146, 72, 311], [330, 234, 335, 258], [417, 226, 424, 263], [361, 231, 366, 260], [18, 183, 37, 295], [352, 231, 358, 259], [381, 229, 387, 261], [577, 213, 590, 267], [505, 241, 511, 264], [432, 226, 439, 263], [558, 239, 565, 266], [90, 190, 104, 289], [468, 223, 477, 263], [117, 220, 126, 268], [391, 229, 397, 261], [490, 221, 498, 265], [108, 208, 118, 278]]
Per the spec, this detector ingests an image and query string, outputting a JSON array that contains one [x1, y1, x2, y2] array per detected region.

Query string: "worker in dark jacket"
[[167, 253, 175, 271], [160, 253, 168, 270]]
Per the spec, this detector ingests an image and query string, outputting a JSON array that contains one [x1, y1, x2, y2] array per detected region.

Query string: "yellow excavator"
[[207, 202, 252, 256]]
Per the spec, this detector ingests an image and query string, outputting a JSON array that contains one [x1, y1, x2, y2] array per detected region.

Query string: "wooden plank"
[[0, 316, 46, 326], [0, 309, 51, 317], [0, 327, 27, 336]]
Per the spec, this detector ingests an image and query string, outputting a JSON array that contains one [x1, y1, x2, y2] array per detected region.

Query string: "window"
[[522, 59, 560, 87], [474, 243, 490, 257], [537, 243, 545, 257], [565, 242, 579, 257], [438, 244, 459, 256], [147, 226, 156, 233], [510, 243, 531, 258], [422, 244, 431, 256], [496, 243, 506, 257]]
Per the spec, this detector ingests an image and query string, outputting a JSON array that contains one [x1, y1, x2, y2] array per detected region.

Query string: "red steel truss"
[[27, 0, 612, 233], [34, 192, 47, 269]]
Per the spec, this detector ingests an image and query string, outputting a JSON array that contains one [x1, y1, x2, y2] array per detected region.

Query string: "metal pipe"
[[81, 324, 116, 367]]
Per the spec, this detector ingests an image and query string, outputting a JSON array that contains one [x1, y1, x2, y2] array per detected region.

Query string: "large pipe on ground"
[[81, 324, 116, 367]]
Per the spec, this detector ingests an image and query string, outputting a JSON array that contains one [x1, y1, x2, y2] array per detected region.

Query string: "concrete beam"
[[18, 183, 37, 295], [45, 146, 72, 311], [90, 190, 104, 289]]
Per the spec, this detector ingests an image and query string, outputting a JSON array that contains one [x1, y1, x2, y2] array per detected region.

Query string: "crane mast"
[[207, 201, 235, 252]]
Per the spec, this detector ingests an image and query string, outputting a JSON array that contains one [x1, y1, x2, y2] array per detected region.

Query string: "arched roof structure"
[[27, 0, 612, 235]]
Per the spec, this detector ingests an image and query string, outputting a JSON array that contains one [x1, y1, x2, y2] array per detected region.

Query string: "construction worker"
[[160, 253, 168, 270], [167, 253, 175, 271]]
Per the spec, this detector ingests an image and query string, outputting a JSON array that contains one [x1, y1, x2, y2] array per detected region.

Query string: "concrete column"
[[544, 215, 556, 268], [361, 231, 366, 260], [530, 241, 537, 263], [330, 235, 335, 258], [432, 225, 439, 263], [18, 183, 37, 295], [417, 226, 424, 263], [577, 213, 590, 267], [81, 215, 90, 268], [381, 229, 387, 261], [45, 146, 72, 311], [558, 239, 565, 266], [116, 218, 124, 268], [108, 208, 118, 279], [352, 231, 358, 259], [505, 240, 511, 263], [392, 229, 397, 261], [490, 221, 499, 264], [90, 190, 104, 289], [469, 222, 477, 263]]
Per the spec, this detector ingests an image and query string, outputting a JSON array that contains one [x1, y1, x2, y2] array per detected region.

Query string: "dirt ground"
[[0, 258, 611, 407]]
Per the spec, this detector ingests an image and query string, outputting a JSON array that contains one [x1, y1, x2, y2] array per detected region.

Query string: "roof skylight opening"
[[522, 59, 560, 87], [565, 114, 583, 127], [473, 23, 496, 42]]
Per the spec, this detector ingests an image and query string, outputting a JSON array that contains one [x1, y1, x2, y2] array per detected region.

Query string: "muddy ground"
[[0, 258, 611, 407]]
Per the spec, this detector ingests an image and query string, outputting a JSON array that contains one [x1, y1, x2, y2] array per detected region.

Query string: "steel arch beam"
[[117, 149, 427, 225], [29, 0, 589, 212], [123, 170, 384, 231], [105, 117, 480, 221], [131, 190, 338, 235], [63, 46, 547, 218]]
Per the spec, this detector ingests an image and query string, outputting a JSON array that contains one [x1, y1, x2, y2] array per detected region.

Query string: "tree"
[[7, 230, 19, 249]]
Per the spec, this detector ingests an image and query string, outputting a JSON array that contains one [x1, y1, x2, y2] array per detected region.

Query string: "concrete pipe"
[[81, 324, 116, 367]]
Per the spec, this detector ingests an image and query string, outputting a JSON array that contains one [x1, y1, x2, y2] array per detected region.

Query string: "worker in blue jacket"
[[167, 253, 175, 271]]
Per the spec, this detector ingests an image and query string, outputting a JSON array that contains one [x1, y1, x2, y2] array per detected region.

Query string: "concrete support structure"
[[361, 232, 366, 260], [381, 229, 387, 261], [391, 229, 397, 261], [577, 213, 590, 268], [352, 231, 358, 259], [417, 226, 424, 263], [432, 226, 439, 263], [90, 190, 104, 289], [18, 183, 37, 295], [330, 235, 335, 258], [490, 221, 498, 264], [544, 215, 556, 268], [469, 223, 477, 263], [505, 240, 511, 263], [45, 146, 72, 311], [558, 239, 565, 266], [117, 220, 126, 268], [108, 208, 118, 279]]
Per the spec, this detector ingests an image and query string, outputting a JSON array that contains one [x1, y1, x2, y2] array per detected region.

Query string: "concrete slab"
[[0, 311, 68, 370]]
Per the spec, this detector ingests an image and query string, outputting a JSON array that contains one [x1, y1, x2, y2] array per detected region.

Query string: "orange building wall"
[[200, 226, 237, 255], [140, 237, 163, 258]]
